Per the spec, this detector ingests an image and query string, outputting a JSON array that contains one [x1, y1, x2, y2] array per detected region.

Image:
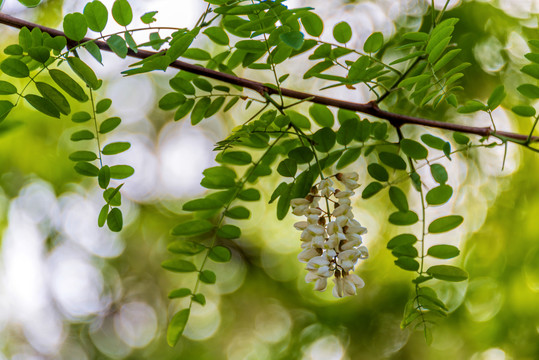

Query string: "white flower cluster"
[[291, 172, 368, 298]]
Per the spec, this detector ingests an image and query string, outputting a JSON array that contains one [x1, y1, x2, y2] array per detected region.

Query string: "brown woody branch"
[[0, 12, 535, 143]]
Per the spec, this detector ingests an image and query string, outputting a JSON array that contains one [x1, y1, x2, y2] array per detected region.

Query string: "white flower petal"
[[314, 277, 328, 291]]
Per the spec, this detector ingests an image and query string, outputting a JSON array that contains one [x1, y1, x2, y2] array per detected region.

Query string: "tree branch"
[[0, 12, 535, 143]]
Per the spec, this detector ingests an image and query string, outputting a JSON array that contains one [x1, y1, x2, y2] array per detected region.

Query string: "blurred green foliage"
[[0, 1, 539, 359]]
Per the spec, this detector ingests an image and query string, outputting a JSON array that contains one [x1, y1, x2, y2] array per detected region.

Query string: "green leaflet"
[[124, 31, 138, 52], [85, 41, 103, 64], [171, 219, 214, 236], [109, 165, 134, 179], [237, 189, 260, 202], [99, 117, 121, 134], [280, 31, 304, 50], [288, 110, 311, 129], [521, 64, 539, 80], [182, 198, 223, 211], [401, 139, 428, 159], [367, 163, 388, 182], [208, 246, 232, 262], [18, 0, 41, 7], [224, 206, 250, 220], [63, 12, 88, 42], [191, 97, 211, 125], [161, 259, 197, 272], [168, 34, 195, 61], [84, 1, 108, 32], [388, 211, 419, 226], [168, 288, 192, 299], [18, 27, 32, 50], [192, 293, 205, 306], [218, 151, 252, 165], [186, 49, 211, 61], [159, 93, 186, 110], [74, 162, 99, 177], [312, 127, 337, 152], [49, 69, 89, 102], [217, 225, 241, 239], [277, 159, 297, 177], [168, 241, 206, 255], [67, 57, 100, 90], [364, 32, 383, 53], [333, 21, 352, 43], [98, 205, 108, 227], [102, 142, 130, 155], [421, 134, 447, 150], [337, 119, 359, 145], [69, 151, 97, 161], [0, 101, 14, 123], [71, 130, 95, 141], [428, 215, 463, 233], [1, 58, 29, 78], [458, 100, 486, 114], [301, 12, 323, 37], [426, 185, 453, 206], [362, 182, 383, 199], [112, 0, 133, 26], [336, 148, 361, 170], [392, 244, 418, 258], [512, 105, 536, 117], [140, 11, 158, 24], [427, 245, 460, 259], [2, 45, 22, 56], [276, 183, 293, 220], [389, 186, 409, 212], [518, 84, 539, 99], [379, 152, 407, 170], [107, 34, 128, 58], [309, 104, 334, 127], [395, 257, 419, 271], [28, 46, 50, 63], [107, 207, 123, 232], [289, 146, 313, 164], [167, 309, 190, 347], [205, 97, 225, 118], [204, 27, 229, 45], [35, 82, 70, 115], [25, 94, 60, 118], [104, 186, 122, 206], [199, 270, 216, 284], [430, 164, 448, 184], [387, 234, 417, 249], [453, 132, 470, 145], [98, 165, 111, 189], [96, 99, 112, 114], [72, 111, 91, 123], [426, 265, 468, 282]]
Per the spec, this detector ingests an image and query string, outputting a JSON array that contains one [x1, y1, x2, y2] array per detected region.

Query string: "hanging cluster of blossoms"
[[291, 172, 369, 298]]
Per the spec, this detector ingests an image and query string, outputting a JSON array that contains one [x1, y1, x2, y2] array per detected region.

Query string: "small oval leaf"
[[426, 265, 468, 282], [428, 215, 463, 233], [427, 245, 460, 259], [209, 246, 232, 262], [167, 309, 190, 347]]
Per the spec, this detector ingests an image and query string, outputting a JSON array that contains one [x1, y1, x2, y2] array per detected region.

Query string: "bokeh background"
[[0, 0, 538, 359]]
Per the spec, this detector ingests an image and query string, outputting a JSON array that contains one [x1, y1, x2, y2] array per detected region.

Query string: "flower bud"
[[314, 277, 328, 291]]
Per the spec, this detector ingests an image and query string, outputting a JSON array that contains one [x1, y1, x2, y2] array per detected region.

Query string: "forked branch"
[[0, 12, 535, 143]]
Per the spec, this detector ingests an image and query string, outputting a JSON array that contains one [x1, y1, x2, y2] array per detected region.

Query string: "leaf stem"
[[89, 89, 103, 167], [187, 131, 286, 310]]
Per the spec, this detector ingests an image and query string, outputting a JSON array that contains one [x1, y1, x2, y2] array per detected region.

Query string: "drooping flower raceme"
[[291, 172, 368, 298]]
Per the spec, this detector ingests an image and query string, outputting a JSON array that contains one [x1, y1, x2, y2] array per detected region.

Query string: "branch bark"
[[0, 12, 535, 143]]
